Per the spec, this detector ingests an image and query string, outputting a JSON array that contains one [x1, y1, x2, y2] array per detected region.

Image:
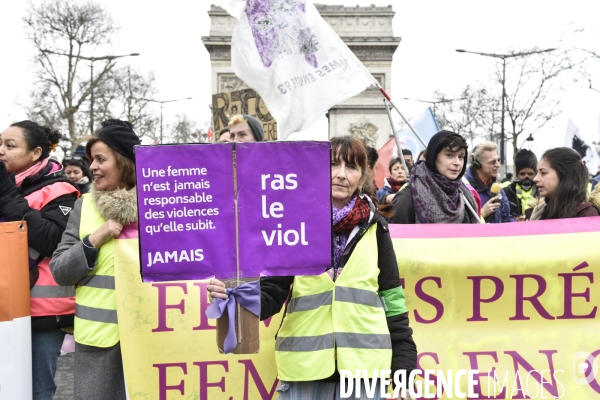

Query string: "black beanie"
[[514, 149, 537, 174], [424, 130, 468, 180], [242, 114, 264, 142], [94, 125, 141, 162]]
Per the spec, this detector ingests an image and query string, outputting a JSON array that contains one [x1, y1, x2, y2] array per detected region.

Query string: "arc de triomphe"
[[202, 4, 400, 149]]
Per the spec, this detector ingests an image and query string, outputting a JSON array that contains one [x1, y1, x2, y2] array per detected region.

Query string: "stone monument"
[[202, 4, 400, 148]]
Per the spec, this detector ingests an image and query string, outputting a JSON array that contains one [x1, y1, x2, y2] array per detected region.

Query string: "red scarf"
[[333, 197, 371, 233], [386, 176, 405, 193]]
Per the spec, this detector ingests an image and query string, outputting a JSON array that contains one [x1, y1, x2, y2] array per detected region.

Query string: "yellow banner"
[[115, 218, 600, 399]]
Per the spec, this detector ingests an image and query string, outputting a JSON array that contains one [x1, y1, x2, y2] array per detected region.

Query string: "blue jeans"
[[32, 328, 66, 400]]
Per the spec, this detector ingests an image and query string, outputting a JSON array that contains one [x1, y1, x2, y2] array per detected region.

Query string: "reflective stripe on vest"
[[25, 181, 78, 317], [275, 225, 392, 381], [75, 194, 120, 348]]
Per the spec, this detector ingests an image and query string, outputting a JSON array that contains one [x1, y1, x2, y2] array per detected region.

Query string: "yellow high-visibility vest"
[[275, 224, 392, 381], [75, 194, 119, 348]]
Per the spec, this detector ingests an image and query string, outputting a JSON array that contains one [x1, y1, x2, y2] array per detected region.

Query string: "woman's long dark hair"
[[330, 136, 393, 218], [541, 148, 589, 219]]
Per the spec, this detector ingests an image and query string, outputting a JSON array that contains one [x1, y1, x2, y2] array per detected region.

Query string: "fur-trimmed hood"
[[90, 183, 138, 226], [589, 185, 600, 210]]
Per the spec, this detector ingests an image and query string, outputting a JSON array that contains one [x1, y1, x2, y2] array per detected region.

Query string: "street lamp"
[[403, 96, 466, 116], [41, 50, 140, 133], [519, 134, 534, 150], [455, 47, 556, 166], [145, 97, 193, 144]]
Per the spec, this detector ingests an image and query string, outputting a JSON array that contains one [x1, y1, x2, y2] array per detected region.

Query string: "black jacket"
[[259, 210, 417, 382], [0, 159, 78, 257], [504, 182, 538, 217]]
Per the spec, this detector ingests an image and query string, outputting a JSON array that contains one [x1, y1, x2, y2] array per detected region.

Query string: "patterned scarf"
[[331, 196, 371, 268], [411, 162, 466, 224]]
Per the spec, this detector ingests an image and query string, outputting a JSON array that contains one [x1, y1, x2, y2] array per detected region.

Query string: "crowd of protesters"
[[1, 113, 599, 399]]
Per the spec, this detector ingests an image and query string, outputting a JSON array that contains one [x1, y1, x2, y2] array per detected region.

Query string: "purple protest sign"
[[135, 144, 237, 281], [236, 141, 332, 277]]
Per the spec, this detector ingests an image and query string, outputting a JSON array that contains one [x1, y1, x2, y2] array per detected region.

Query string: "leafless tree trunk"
[[495, 48, 574, 162], [24, 0, 117, 148]]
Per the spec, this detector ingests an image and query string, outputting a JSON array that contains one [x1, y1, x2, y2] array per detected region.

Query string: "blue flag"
[[395, 107, 440, 158]]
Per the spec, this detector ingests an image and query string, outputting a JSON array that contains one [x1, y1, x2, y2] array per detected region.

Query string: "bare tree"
[[498, 48, 574, 160], [24, 0, 157, 149], [167, 114, 205, 144], [24, 0, 117, 147], [433, 86, 497, 146], [92, 66, 159, 140]]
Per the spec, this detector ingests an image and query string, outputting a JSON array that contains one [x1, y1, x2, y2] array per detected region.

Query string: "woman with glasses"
[[63, 151, 93, 194]]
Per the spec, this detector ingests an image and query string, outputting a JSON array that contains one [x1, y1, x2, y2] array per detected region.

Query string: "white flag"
[[221, 0, 378, 140], [565, 119, 600, 175]]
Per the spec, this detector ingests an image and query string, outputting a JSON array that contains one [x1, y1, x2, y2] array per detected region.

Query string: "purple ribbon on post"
[[205, 280, 261, 354]]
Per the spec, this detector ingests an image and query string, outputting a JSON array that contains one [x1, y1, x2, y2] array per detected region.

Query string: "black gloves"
[[0, 161, 17, 195]]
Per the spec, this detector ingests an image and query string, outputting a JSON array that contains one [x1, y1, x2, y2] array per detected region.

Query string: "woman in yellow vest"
[[51, 119, 140, 399], [209, 136, 417, 399]]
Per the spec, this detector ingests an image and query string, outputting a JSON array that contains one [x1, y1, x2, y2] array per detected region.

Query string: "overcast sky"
[[1, 0, 599, 159]]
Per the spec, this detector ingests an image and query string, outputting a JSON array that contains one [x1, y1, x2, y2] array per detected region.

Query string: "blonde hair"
[[228, 114, 247, 128], [472, 141, 498, 164]]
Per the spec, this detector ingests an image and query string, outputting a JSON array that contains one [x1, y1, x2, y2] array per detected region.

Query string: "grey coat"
[[51, 197, 96, 286], [50, 191, 134, 400]]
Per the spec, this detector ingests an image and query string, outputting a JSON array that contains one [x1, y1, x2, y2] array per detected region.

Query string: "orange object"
[[0, 221, 31, 322]]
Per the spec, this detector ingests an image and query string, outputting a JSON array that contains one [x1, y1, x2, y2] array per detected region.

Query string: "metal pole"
[[90, 62, 94, 133], [500, 58, 506, 166], [378, 84, 427, 147], [160, 103, 163, 144], [383, 98, 409, 178]]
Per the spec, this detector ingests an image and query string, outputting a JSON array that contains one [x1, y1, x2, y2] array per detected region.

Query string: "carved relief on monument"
[[349, 118, 379, 148], [365, 74, 385, 92], [218, 74, 248, 92], [350, 47, 395, 61]]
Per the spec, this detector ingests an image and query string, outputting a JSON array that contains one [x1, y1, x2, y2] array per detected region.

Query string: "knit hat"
[[514, 149, 537, 174], [90, 125, 141, 162], [241, 114, 264, 142], [424, 130, 468, 180]]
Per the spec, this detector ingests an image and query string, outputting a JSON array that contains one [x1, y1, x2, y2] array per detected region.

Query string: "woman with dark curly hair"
[[0, 120, 79, 400]]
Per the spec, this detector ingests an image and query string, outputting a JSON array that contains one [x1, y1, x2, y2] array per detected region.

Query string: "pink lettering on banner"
[[467, 276, 504, 322], [463, 351, 506, 399], [414, 277, 444, 324], [152, 283, 187, 332], [588, 350, 600, 394], [153, 362, 187, 400], [504, 350, 560, 399], [509, 275, 554, 321], [192, 282, 216, 331], [194, 361, 231, 400], [557, 272, 597, 319], [238, 359, 279, 400]]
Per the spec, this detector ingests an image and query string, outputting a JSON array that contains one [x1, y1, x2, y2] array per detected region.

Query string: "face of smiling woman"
[[89, 141, 128, 191]]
